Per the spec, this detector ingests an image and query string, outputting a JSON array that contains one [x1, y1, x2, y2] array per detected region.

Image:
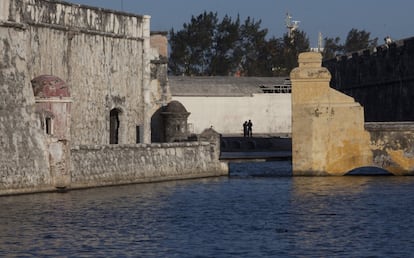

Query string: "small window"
[[45, 117, 52, 135], [136, 125, 142, 143], [110, 109, 120, 144]]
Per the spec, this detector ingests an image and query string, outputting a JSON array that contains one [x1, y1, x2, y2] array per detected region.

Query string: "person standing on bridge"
[[247, 120, 253, 137], [243, 121, 248, 137]]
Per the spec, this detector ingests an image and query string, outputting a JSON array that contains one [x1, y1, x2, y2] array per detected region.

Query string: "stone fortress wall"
[[292, 52, 414, 176], [70, 141, 225, 189], [323, 37, 414, 122], [321, 38, 414, 174], [0, 0, 226, 196], [1, 0, 53, 194]]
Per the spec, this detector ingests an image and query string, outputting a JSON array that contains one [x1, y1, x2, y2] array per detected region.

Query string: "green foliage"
[[169, 12, 310, 76], [322, 29, 378, 60], [322, 36, 343, 60], [169, 13, 377, 76], [344, 28, 378, 53], [282, 30, 310, 74], [237, 17, 269, 76], [169, 11, 218, 75], [211, 15, 241, 75]]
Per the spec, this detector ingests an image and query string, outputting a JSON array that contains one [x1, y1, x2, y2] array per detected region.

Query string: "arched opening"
[[110, 109, 121, 144], [345, 166, 393, 176]]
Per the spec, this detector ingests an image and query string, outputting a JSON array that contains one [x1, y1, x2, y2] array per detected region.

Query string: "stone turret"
[[31, 75, 72, 189], [32, 75, 72, 140], [162, 101, 190, 142]]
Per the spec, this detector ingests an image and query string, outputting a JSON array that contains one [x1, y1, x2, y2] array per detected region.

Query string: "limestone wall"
[[366, 122, 414, 175], [1, 0, 151, 146], [172, 94, 291, 136], [6, 0, 145, 38], [70, 142, 228, 188], [0, 14, 52, 195], [291, 52, 372, 175], [0, 0, 225, 196]]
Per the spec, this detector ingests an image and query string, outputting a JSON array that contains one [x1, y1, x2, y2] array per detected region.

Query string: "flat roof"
[[169, 76, 290, 97]]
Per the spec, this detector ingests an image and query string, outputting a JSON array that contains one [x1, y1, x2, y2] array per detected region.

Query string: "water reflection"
[[289, 177, 414, 257], [1, 173, 414, 257]]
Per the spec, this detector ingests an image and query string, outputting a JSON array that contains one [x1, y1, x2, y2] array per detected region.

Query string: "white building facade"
[[170, 76, 292, 137]]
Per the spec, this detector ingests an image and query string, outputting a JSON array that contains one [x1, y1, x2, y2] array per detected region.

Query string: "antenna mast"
[[285, 12, 300, 39]]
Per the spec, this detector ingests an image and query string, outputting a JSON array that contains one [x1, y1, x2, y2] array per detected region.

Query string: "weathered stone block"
[[291, 52, 372, 175]]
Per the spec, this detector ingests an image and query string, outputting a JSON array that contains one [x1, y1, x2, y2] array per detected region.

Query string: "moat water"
[[1, 161, 414, 257]]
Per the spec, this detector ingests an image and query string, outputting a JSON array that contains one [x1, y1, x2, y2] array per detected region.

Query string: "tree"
[[210, 15, 240, 75], [266, 37, 286, 76], [169, 11, 218, 75], [169, 13, 271, 76], [322, 36, 343, 60], [169, 12, 313, 77], [344, 28, 377, 53], [236, 17, 269, 76], [282, 30, 310, 75]]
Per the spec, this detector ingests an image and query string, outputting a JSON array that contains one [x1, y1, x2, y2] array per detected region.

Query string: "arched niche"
[[110, 108, 122, 144]]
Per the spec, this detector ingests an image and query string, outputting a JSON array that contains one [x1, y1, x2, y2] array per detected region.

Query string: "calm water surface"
[[1, 162, 414, 257]]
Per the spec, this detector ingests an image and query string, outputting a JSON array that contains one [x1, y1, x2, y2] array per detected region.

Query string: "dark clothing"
[[247, 120, 253, 137], [243, 121, 248, 137]]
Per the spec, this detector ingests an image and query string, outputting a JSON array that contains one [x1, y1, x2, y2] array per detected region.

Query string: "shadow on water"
[[230, 163, 396, 177], [229, 161, 293, 177], [345, 166, 394, 176]]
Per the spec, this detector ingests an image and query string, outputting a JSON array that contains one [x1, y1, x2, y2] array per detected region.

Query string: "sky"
[[66, 0, 414, 47]]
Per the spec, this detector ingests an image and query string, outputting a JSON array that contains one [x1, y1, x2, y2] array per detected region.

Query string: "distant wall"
[[172, 94, 291, 136], [323, 37, 414, 122], [70, 142, 228, 188]]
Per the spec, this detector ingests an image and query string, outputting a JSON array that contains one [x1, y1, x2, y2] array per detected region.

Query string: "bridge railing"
[[259, 79, 292, 93]]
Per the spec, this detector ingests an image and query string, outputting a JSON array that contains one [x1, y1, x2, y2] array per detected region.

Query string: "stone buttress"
[[290, 52, 372, 175]]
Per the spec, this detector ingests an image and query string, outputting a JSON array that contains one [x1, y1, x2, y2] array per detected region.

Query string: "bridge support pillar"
[[290, 52, 372, 175]]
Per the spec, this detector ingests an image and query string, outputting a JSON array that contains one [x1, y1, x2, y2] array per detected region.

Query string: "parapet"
[[1, 0, 149, 39]]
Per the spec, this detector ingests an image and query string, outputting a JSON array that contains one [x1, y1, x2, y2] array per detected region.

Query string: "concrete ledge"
[[0, 186, 57, 196], [72, 141, 208, 151], [69, 170, 228, 191], [365, 122, 414, 131]]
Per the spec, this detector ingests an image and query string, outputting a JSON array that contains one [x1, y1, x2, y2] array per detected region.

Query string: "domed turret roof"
[[164, 101, 188, 113], [31, 75, 70, 98]]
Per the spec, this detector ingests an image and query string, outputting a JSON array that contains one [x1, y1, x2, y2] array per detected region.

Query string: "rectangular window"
[[45, 117, 52, 135], [136, 125, 141, 143]]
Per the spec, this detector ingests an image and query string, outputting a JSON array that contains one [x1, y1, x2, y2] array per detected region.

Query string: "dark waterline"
[[1, 162, 414, 257]]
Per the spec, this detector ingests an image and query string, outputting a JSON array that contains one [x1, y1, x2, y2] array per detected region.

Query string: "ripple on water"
[[0, 172, 414, 257]]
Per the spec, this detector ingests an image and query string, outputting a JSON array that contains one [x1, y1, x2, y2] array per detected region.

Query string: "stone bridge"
[[291, 52, 414, 176]]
